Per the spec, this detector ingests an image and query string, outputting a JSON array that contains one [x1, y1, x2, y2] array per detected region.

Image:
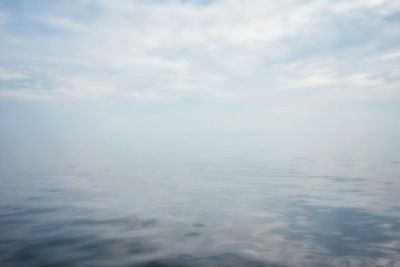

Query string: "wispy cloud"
[[0, 68, 30, 81], [39, 16, 84, 32], [0, 0, 399, 131]]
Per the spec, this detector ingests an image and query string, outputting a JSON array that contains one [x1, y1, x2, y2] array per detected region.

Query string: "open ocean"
[[1, 132, 399, 267]]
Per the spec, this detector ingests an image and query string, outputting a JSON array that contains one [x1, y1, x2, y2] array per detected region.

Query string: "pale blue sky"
[[0, 0, 399, 135]]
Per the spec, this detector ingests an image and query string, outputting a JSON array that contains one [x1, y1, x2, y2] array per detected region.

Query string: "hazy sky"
[[0, 0, 399, 135]]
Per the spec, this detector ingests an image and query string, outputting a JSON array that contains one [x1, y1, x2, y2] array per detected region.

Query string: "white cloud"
[[378, 51, 400, 61], [52, 78, 115, 99], [0, 68, 30, 81], [0, 0, 399, 119], [0, 89, 51, 101], [39, 16, 84, 32]]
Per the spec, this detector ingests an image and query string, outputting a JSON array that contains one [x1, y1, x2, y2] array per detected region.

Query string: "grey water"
[[1, 132, 400, 267]]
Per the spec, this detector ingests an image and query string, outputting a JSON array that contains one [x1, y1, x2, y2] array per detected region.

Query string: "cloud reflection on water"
[[1, 135, 400, 267]]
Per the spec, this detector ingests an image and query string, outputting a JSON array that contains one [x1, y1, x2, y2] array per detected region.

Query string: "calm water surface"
[[0, 133, 400, 267]]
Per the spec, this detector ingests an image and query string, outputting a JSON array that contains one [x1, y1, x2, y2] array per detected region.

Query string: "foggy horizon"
[[1, 1, 400, 267]]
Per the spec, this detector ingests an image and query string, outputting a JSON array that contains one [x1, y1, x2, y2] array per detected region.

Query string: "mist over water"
[[1, 0, 400, 265], [1, 132, 399, 267]]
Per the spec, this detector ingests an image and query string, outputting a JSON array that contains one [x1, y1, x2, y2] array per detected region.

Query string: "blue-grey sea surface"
[[0, 132, 399, 267]]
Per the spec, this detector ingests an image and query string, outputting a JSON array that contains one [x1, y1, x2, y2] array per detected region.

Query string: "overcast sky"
[[0, 0, 399, 135]]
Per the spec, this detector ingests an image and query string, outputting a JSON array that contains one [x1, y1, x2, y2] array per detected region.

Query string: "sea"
[[0, 131, 399, 267]]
